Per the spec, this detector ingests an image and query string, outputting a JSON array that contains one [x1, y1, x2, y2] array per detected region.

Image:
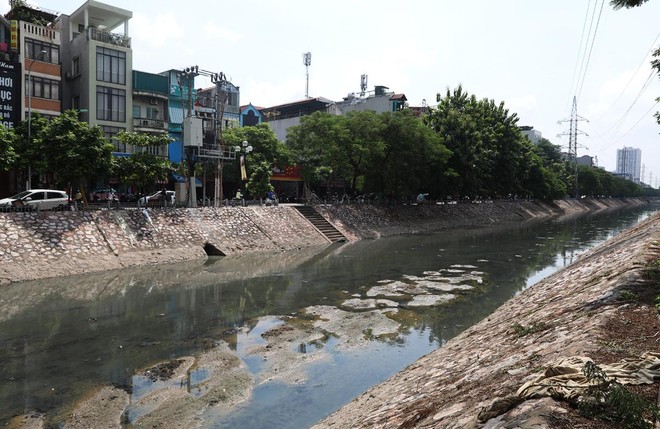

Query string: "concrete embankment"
[[0, 198, 646, 285], [313, 210, 660, 429]]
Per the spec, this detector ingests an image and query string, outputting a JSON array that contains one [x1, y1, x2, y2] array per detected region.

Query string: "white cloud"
[[203, 22, 242, 43]]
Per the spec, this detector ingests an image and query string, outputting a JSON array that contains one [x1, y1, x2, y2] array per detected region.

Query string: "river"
[[0, 205, 657, 427]]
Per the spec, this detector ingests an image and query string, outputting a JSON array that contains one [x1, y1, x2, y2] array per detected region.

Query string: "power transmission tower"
[[558, 96, 589, 197]]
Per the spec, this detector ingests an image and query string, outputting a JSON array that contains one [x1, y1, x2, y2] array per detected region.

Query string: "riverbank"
[[0, 198, 645, 285], [2, 201, 657, 428], [313, 210, 660, 429]]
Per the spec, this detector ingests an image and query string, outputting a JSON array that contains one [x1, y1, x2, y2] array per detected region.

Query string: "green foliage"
[[6, 0, 52, 26], [287, 110, 450, 198], [111, 132, 174, 191], [0, 125, 17, 171], [246, 161, 274, 199], [12, 113, 50, 176], [619, 290, 638, 302], [512, 321, 549, 337], [425, 86, 534, 198], [578, 361, 659, 428], [113, 152, 172, 191], [223, 125, 289, 185], [41, 110, 114, 189]]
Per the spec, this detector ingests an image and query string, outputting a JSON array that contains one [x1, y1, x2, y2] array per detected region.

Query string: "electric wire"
[[595, 31, 660, 121], [566, 0, 593, 111], [576, 0, 606, 102]]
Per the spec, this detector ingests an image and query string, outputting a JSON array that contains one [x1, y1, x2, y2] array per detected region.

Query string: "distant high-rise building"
[[616, 146, 641, 183]]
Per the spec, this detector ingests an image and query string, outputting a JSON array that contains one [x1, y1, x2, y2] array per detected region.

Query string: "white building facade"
[[616, 146, 642, 183]]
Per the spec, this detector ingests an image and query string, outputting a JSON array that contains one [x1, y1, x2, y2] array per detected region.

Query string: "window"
[[97, 86, 126, 122], [72, 56, 80, 75], [146, 107, 158, 120], [72, 96, 80, 111], [25, 39, 59, 64], [96, 47, 126, 84], [102, 125, 126, 152], [132, 104, 141, 118], [25, 76, 60, 100]]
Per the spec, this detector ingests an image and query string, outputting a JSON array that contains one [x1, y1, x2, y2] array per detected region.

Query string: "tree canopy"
[[425, 86, 536, 198], [41, 110, 115, 189]]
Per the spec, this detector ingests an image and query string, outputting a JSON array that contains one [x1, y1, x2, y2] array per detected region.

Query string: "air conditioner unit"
[[149, 98, 158, 105]]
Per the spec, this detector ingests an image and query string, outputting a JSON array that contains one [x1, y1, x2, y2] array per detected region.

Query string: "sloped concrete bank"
[[313, 211, 660, 429], [0, 198, 646, 285], [316, 197, 646, 240]]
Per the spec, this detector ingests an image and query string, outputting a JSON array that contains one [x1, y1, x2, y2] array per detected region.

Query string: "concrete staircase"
[[294, 205, 347, 242]]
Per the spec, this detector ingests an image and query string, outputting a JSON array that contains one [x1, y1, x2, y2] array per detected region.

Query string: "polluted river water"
[[0, 205, 657, 428]]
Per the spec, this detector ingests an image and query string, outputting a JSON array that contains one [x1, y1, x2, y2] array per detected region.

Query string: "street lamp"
[[234, 140, 252, 183], [26, 49, 48, 190]]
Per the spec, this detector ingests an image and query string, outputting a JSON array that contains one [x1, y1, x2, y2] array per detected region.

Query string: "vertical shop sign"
[[10, 20, 18, 50], [0, 60, 21, 128]]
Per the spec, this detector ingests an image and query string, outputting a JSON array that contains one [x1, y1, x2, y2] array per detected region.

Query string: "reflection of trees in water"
[[420, 207, 654, 347]]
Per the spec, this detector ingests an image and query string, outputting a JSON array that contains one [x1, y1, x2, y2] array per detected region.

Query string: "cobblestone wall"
[[0, 206, 329, 285]]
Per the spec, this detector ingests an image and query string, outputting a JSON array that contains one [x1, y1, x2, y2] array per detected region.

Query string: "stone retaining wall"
[[0, 198, 646, 285], [0, 205, 328, 285]]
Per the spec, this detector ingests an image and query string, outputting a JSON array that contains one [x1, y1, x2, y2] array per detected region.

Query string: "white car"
[[0, 189, 70, 211], [139, 190, 175, 205]]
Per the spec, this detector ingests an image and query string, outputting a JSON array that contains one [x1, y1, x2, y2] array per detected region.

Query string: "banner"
[[240, 155, 247, 181], [0, 59, 20, 128], [10, 21, 17, 51]]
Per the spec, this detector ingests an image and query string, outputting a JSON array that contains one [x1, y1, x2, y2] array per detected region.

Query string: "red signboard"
[[271, 165, 302, 181]]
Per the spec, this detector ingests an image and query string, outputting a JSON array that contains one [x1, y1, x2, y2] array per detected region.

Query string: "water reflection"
[[0, 206, 656, 427]]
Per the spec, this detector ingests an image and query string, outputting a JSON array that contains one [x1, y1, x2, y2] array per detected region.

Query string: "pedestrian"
[[159, 187, 168, 207], [74, 189, 83, 210]]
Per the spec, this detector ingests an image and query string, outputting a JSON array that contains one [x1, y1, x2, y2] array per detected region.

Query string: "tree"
[[609, 0, 650, 9], [246, 160, 274, 199], [0, 125, 17, 171], [113, 132, 173, 192], [286, 112, 342, 196], [367, 110, 450, 198], [12, 113, 49, 185], [41, 110, 114, 190], [223, 124, 289, 189], [425, 86, 534, 198]]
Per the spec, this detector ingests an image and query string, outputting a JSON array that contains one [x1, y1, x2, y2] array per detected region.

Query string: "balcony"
[[133, 117, 167, 131], [88, 27, 131, 48]]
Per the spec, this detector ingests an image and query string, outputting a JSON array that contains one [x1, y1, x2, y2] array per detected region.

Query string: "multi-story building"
[[161, 68, 195, 164], [1, 3, 62, 192], [54, 0, 133, 150], [129, 70, 169, 157], [335, 85, 407, 115], [616, 146, 642, 183], [261, 97, 339, 142], [196, 80, 241, 145]]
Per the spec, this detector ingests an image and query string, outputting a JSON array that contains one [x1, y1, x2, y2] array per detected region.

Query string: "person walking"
[[159, 187, 168, 207], [74, 189, 83, 210]]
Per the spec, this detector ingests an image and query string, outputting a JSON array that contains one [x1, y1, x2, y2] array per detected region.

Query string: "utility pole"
[[558, 96, 588, 198]]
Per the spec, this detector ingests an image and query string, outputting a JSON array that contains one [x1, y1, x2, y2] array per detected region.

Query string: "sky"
[[5, 0, 660, 188]]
